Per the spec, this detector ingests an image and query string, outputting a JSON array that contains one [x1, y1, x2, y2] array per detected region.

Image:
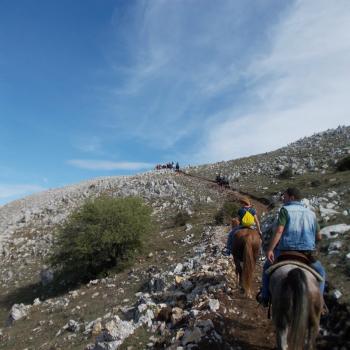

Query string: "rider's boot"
[[256, 288, 269, 307]]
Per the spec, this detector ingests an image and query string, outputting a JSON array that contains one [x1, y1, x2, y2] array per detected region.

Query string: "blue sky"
[[1, 0, 350, 205]]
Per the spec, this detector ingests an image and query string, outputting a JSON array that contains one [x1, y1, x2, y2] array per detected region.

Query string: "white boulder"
[[320, 224, 350, 239]]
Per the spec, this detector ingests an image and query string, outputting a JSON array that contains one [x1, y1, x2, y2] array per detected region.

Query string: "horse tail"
[[242, 234, 255, 294], [284, 268, 309, 350]]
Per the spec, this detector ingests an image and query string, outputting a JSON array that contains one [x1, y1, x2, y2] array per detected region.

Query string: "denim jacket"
[[277, 201, 316, 251]]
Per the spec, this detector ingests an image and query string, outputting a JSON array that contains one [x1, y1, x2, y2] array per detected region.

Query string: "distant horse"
[[269, 264, 322, 350], [231, 220, 261, 298], [215, 175, 230, 189]]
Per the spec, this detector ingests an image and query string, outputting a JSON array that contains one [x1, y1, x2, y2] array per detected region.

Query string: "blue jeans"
[[226, 227, 241, 254], [261, 250, 326, 301]]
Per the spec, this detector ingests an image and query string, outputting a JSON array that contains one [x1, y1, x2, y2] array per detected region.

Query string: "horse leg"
[[276, 326, 288, 350], [233, 256, 243, 290], [242, 236, 257, 298], [306, 302, 321, 350], [272, 282, 292, 350], [306, 325, 318, 350]]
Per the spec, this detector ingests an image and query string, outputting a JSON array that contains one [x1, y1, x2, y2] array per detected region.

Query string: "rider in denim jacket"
[[257, 187, 326, 307]]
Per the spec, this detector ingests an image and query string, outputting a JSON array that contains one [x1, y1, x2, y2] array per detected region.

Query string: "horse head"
[[231, 217, 240, 227]]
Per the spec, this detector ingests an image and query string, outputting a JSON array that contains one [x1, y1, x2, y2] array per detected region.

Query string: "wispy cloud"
[[0, 184, 45, 201], [101, 1, 284, 150], [98, 0, 349, 164], [68, 159, 153, 171], [73, 135, 103, 154], [196, 0, 350, 162]]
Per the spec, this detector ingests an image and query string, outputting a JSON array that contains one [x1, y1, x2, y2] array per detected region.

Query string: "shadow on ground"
[[0, 276, 81, 312]]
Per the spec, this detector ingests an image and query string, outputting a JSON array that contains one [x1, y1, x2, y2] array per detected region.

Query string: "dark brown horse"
[[231, 220, 261, 298], [269, 264, 322, 350]]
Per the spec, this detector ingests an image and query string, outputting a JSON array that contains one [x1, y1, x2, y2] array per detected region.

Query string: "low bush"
[[310, 179, 321, 187], [49, 196, 153, 282], [336, 155, 350, 172], [214, 201, 241, 225], [278, 167, 293, 179], [214, 208, 225, 225], [173, 211, 191, 226]]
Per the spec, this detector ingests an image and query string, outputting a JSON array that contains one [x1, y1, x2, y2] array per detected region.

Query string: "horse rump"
[[232, 229, 260, 297], [273, 267, 309, 350]]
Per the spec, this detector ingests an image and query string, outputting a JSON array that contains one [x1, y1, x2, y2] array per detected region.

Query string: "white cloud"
[[68, 159, 153, 171], [197, 0, 350, 162], [103, 1, 269, 149], [0, 184, 45, 200]]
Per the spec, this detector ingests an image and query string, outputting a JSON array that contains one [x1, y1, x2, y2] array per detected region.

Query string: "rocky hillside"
[[188, 125, 350, 299], [0, 126, 350, 349], [189, 125, 350, 196]]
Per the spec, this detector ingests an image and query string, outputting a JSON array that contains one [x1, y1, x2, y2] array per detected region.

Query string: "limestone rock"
[[208, 299, 220, 312], [40, 267, 54, 286], [182, 327, 202, 345], [171, 307, 184, 326], [9, 303, 30, 322], [320, 224, 350, 239]]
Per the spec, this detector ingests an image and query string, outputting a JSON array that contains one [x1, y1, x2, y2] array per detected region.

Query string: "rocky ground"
[[0, 126, 350, 349], [0, 219, 277, 350], [189, 125, 350, 304]]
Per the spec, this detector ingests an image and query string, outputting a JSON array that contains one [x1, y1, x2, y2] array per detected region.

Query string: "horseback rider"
[[256, 187, 326, 307], [223, 197, 262, 256]]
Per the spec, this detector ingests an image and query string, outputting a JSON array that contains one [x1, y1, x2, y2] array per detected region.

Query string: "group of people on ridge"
[[215, 173, 229, 187], [224, 187, 326, 308], [155, 162, 180, 171]]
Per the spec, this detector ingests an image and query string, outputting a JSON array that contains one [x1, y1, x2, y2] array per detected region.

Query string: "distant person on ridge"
[[256, 187, 326, 308], [223, 197, 262, 256]]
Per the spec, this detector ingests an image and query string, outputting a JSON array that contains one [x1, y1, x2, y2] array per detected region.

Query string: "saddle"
[[266, 251, 324, 282], [276, 251, 314, 265]]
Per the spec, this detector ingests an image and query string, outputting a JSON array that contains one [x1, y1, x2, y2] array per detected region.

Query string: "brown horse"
[[269, 264, 322, 350], [231, 220, 261, 298]]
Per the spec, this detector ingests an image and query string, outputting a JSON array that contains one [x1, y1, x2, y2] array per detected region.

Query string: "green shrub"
[[214, 208, 225, 225], [49, 196, 153, 281], [173, 211, 191, 226], [278, 168, 293, 179], [310, 179, 321, 187], [336, 155, 350, 171], [214, 201, 240, 225]]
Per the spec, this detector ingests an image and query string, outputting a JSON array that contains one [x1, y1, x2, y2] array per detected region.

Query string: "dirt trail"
[[181, 171, 343, 349], [213, 228, 275, 350], [178, 169, 276, 348], [179, 170, 269, 216]]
